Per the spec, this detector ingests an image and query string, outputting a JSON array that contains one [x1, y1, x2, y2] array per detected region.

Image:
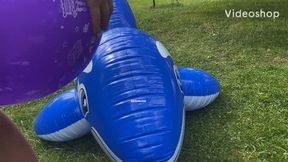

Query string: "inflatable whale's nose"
[[76, 27, 185, 161]]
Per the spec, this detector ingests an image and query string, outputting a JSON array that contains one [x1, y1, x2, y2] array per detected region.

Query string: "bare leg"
[[0, 110, 38, 162]]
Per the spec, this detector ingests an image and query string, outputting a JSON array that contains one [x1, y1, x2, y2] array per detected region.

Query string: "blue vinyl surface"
[[76, 28, 184, 161], [107, 0, 137, 30], [178, 67, 220, 111], [178, 67, 220, 96], [35, 0, 186, 160], [34, 89, 86, 136]]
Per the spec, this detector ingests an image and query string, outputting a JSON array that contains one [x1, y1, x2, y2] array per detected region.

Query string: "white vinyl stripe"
[[38, 118, 90, 142], [91, 127, 123, 162], [184, 93, 220, 111], [168, 107, 185, 162], [91, 109, 186, 162]]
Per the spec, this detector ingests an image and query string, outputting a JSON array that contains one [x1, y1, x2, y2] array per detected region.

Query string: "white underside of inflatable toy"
[[184, 93, 220, 111], [38, 118, 90, 142], [91, 109, 186, 162]]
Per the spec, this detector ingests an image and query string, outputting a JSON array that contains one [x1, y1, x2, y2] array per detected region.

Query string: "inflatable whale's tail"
[[34, 89, 90, 142], [178, 67, 220, 111], [107, 0, 137, 30]]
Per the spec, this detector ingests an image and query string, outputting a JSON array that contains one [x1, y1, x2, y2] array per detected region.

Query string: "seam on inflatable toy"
[[91, 127, 123, 162], [168, 108, 185, 162], [184, 93, 220, 110]]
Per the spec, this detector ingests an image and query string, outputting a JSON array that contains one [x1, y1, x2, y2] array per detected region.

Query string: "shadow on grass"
[[179, 93, 238, 161], [39, 133, 103, 155]]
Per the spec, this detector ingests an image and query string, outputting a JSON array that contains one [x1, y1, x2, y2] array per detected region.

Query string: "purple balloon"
[[0, 0, 99, 105]]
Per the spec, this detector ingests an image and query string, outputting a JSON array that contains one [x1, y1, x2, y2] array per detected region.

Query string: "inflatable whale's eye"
[[78, 83, 89, 116], [173, 65, 184, 94]]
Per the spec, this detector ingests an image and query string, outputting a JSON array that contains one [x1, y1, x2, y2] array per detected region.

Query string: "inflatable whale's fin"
[[34, 89, 90, 142], [178, 67, 220, 111], [107, 0, 137, 30]]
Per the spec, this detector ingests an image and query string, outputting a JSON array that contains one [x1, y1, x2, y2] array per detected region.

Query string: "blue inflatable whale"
[[35, 27, 185, 161], [34, 0, 220, 161]]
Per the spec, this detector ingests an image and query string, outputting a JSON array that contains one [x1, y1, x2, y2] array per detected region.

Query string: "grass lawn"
[[1, 0, 288, 161]]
